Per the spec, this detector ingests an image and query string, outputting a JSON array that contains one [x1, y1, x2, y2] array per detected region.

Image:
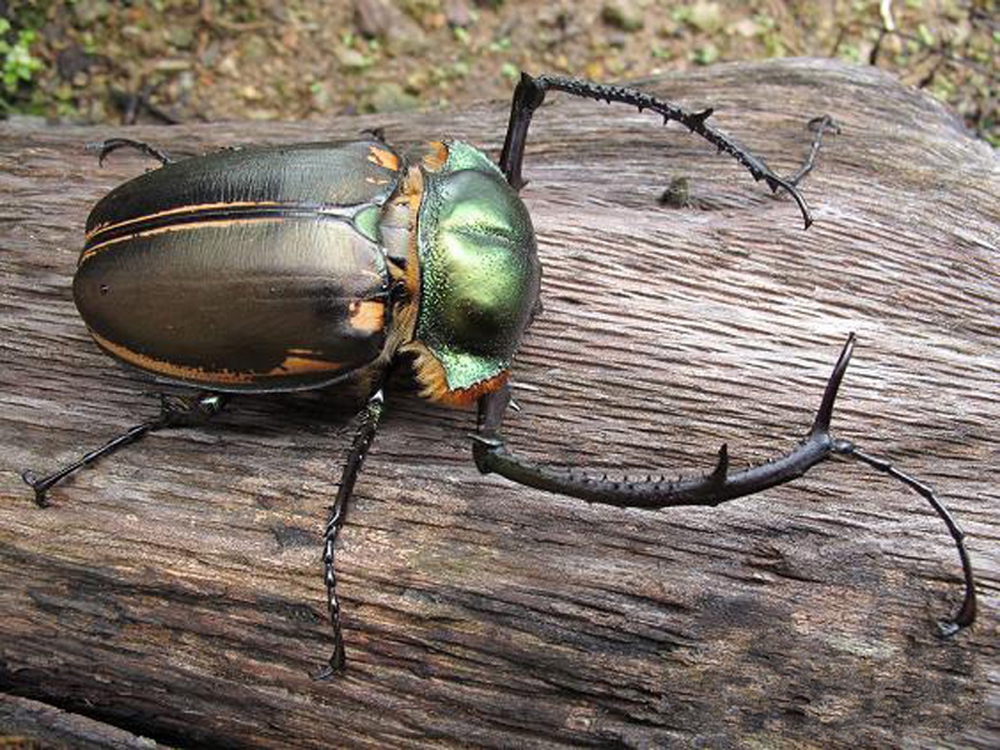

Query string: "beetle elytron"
[[24, 74, 976, 676]]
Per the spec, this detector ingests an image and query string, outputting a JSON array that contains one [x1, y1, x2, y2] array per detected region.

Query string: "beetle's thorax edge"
[[400, 140, 540, 409], [392, 146, 501, 408]]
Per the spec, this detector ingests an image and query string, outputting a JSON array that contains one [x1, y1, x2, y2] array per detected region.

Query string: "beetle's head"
[[402, 141, 541, 407]]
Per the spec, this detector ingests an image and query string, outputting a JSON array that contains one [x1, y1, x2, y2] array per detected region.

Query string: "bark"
[[0, 693, 163, 749], [0, 58, 996, 749]]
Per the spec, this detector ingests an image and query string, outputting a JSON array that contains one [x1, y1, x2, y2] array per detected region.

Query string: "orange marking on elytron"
[[367, 145, 400, 172], [86, 200, 285, 242], [82, 216, 290, 262], [348, 300, 385, 334], [421, 141, 448, 172], [89, 329, 259, 385], [274, 356, 344, 374], [89, 330, 345, 383]]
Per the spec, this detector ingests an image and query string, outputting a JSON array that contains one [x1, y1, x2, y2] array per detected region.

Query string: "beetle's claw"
[[311, 639, 347, 681], [309, 664, 337, 681], [310, 652, 346, 681], [21, 469, 51, 507], [807, 115, 842, 135]]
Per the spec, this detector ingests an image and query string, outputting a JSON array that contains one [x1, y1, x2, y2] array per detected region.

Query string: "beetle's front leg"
[[785, 115, 841, 187], [472, 336, 976, 634], [313, 386, 386, 680], [499, 73, 840, 228], [22, 391, 229, 506], [473, 338, 850, 509]]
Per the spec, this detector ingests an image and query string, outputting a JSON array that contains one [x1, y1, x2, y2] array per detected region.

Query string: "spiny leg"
[[313, 386, 386, 680], [23, 392, 229, 507], [474, 335, 976, 633], [831, 442, 976, 634], [499, 72, 840, 228], [475, 336, 854, 507], [86, 138, 173, 167]]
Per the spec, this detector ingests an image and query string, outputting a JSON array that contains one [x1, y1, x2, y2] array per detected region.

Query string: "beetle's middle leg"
[[87, 138, 173, 167], [22, 391, 229, 507], [314, 386, 386, 680]]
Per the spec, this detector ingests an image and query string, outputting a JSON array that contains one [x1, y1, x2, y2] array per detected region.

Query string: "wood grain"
[[1, 58, 996, 749]]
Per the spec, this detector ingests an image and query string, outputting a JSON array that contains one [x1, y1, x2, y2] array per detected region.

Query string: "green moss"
[[0, 18, 43, 110]]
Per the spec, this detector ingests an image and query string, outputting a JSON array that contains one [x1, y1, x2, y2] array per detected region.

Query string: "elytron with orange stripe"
[[24, 73, 976, 679]]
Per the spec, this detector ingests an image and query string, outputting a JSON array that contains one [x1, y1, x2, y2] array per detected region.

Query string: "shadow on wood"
[[1, 58, 996, 748]]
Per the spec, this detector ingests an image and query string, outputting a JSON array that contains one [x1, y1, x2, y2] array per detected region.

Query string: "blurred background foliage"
[[0, 0, 996, 145]]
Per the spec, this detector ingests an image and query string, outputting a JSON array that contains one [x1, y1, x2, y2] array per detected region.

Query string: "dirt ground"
[[2, 0, 997, 145]]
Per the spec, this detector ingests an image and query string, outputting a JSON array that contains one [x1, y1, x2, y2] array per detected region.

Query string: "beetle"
[[23, 74, 976, 677]]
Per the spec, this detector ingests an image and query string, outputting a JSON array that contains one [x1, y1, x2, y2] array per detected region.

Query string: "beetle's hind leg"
[[312, 386, 386, 680], [86, 138, 173, 167], [22, 391, 229, 507]]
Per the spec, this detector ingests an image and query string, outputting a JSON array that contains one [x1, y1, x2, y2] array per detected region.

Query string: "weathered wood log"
[[0, 59, 996, 748], [0, 692, 162, 749]]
